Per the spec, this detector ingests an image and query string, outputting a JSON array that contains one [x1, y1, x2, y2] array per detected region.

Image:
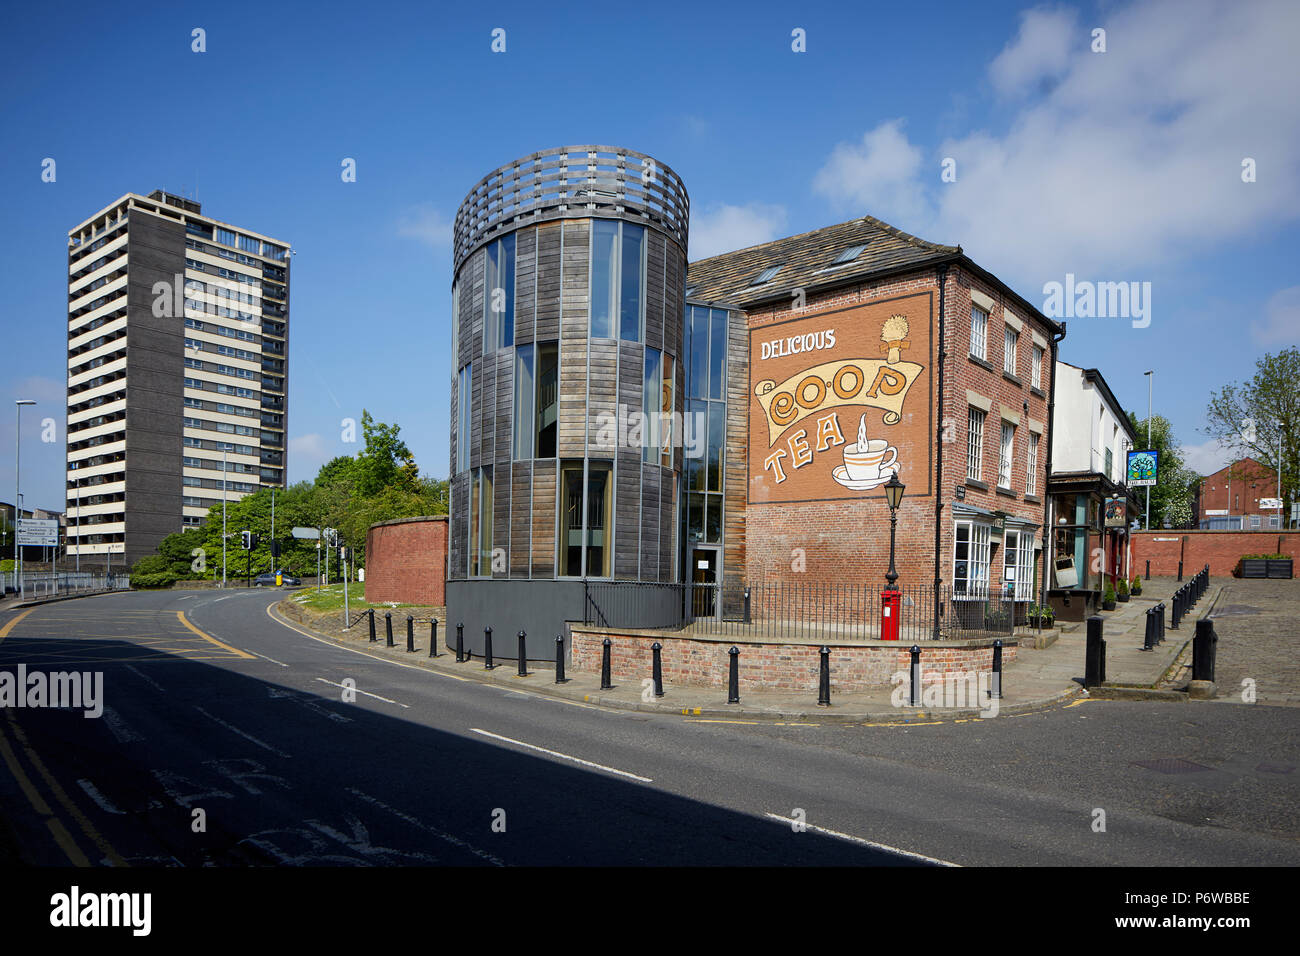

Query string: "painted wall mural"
[[748, 293, 934, 504]]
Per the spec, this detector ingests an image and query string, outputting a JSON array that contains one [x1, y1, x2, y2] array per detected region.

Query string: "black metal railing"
[[582, 580, 1020, 642]]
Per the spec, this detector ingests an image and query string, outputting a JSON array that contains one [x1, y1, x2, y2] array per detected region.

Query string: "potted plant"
[[1102, 582, 1117, 611], [985, 608, 1012, 631], [1131, 575, 1142, 596], [1027, 603, 1056, 628], [1117, 578, 1130, 602]]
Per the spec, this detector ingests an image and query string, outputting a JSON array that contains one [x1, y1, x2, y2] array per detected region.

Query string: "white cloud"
[[810, 0, 1300, 288], [812, 120, 928, 227], [989, 7, 1077, 97], [1252, 285, 1300, 345], [1180, 438, 1232, 476], [689, 202, 788, 260], [289, 433, 330, 480], [397, 204, 453, 248]]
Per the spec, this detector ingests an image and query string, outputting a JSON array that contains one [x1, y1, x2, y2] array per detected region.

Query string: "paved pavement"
[[0, 587, 1295, 867], [1206, 578, 1300, 706]]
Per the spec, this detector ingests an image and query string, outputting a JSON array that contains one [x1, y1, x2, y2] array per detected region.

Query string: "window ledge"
[[1025, 494, 1041, 504], [968, 355, 996, 373], [1030, 386, 1046, 399], [965, 478, 989, 491], [996, 486, 1018, 499], [1002, 371, 1022, 386]]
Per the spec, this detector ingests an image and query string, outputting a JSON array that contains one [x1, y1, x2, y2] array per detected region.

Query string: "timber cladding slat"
[[646, 233, 665, 353], [723, 308, 749, 583], [640, 464, 661, 580], [510, 463, 532, 576], [614, 453, 641, 577], [530, 460, 557, 576], [514, 227, 536, 346], [494, 350, 513, 463]]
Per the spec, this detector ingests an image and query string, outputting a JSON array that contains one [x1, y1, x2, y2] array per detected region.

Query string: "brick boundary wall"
[[569, 627, 1017, 693], [364, 516, 448, 607], [1130, 530, 1298, 578]]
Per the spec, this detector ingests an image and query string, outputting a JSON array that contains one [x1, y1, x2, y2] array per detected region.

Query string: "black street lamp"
[[884, 472, 906, 591]]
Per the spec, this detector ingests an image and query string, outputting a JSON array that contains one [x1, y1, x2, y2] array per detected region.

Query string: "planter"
[[1117, 593, 1130, 602], [1267, 559, 1294, 579], [1102, 599, 1117, 611], [1237, 558, 1293, 579]]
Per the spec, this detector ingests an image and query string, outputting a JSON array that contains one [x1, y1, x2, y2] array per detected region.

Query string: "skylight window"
[[832, 244, 867, 264], [750, 265, 782, 285], [685, 285, 698, 297]]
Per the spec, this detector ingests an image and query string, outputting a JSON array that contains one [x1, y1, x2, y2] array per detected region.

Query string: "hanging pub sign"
[[749, 293, 933, 504], [1126, 449, 1158, 487], [1104, 497, 1127, 527]]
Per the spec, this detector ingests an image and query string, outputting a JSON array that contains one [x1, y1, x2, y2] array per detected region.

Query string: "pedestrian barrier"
[[406, 615, 415, 652], [429, 619, 440, 657], [1085, 616, 1106, 687], [651, 641, 664, 698], [990, 639, 1004, 700], [484, 627, 495, 670], [517, 630, 528, 676], [368, 608, 377, 643], [908, 645, 921, 706], [817, 646, 831, 706], [600, 638, 612, 690], [1193, 618, 1218, 683], [455, 623, 465, 662], [727, 646, 740, 704], [554, 635, 567, 684]]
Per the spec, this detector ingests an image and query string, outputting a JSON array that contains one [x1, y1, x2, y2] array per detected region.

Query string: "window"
[[999, 421, 1015, 489], [1003, 327, 1018, 375], [456, 364, 471, 473], [469, 467, 493, 577], [1003, 529, 1034, 600], [1032, 345, 1043, 389], [483, 233, 515, 352], [559, 461, 613, 577], [238, 234, 261, 254], [589, 221, 645, 341], [1104, 447, 1113, 481], [967, 407, 985, 481], [750, 265, 781, 286], [970, 306, 988, 360], [535, 343, 558, 457], [831, 244, 867, 264], [450, 281, 460, 377], [1027, 432, 1040, 494], [514, 344, 535, 460], [954, 521, 991, 596], [215, 227, 237, 247], [643, 348, 676, 466]]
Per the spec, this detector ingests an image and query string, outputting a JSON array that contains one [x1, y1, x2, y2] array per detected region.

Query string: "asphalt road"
[[0, 588, 1296, 867]]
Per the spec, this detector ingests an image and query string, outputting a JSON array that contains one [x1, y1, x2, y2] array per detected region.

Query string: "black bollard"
[[743, 588, 752, 625], [1177, 559, 1183, 582], [484, 627, 495, 669], [1145, 559, 1150, 579], [385, 611, 394, 647], [1142, 607, 1157, 651], [429, 619, 440, 657], [600, 638, 612, 690], [517, 630, 529, 677], [1085, 616, 1105, 688], [817, 646, 831, 706], [1193, 618, 1218, 683], [727, 646, 740, 704], [909, 645, 922, 707], [555, 635, 567, 684], [368, 608, 377, 643], [406, 615, 414, 653], [651, 641, 664, 697], [990, 639, 1004, 700], [455, 622, 465, 662], [1156, 603, 1165, 643]]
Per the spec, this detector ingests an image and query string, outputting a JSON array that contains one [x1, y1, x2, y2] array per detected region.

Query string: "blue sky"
[[2, 0, 1297, 512]]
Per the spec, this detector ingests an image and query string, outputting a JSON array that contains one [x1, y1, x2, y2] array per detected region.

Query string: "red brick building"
[[687, 215, 1063, 627], [1197, 458, 1284, 529]]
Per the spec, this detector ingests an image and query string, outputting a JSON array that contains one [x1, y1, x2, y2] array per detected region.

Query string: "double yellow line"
[[0, 710, 126, 866]]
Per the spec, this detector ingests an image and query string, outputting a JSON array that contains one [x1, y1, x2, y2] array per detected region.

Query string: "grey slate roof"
[[685, 214, 960, 307]]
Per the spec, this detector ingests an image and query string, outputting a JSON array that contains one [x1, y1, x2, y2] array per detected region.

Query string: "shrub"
[[1132, 575, 1142, 591], [129, 571, 178, 589], [1103, 582, 1116, 603], [1117, 578, 1129, 597], [1241, 553, 1289, 560]]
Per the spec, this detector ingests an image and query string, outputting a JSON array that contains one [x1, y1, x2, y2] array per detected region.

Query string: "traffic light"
[[270, 539, 280, 558], [240, 531, 250, 550]]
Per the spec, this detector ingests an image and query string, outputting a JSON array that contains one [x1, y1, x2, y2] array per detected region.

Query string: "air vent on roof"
[[750, 265, 782, 285], [832, 244, 867, 264]]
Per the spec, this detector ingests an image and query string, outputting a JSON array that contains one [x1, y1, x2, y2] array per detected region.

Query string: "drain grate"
[[1255, 762, 1296, 774], [1132, 757, 1215, 774]]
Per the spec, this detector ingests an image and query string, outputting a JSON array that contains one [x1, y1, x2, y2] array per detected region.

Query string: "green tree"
[[354, 410, 417, 497], [1204, 347, 1299, 517], [1126, 412, 1198, 529]]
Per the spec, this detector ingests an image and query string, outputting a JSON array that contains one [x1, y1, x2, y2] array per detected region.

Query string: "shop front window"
[[954, 520, 991, 596], [560, 461, 613, 577]]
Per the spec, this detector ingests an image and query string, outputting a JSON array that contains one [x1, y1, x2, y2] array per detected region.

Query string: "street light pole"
[[1143, 370, 1152, 531], [884, 473, 906, 591], [14, 400, 36, 595], [221, 450, 228, 588]]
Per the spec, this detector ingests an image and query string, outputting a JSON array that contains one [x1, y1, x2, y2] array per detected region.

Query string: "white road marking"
[[212, 594, 234, 603], [247, 649, 288, 667], [762, 812, 960, 866], [469, 728, 653, 783], [346, 787, 504, 866], [102, 706, 143, 744], [123, 664, 166, 693], [314, 677, 409, 708], [192, 706, 290, 757], [176, 595, 196, 601], [77, 779, 125, 814]]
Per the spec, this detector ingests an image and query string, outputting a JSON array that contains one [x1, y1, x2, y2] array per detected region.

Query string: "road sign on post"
[[291, 527, 320, 539], [16, 518, 58, 547]]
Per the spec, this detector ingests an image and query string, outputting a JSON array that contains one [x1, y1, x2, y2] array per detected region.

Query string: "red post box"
[[881, 589, 901, 641]]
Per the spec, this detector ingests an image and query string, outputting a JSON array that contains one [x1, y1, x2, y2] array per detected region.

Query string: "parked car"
[[254, 570, 301, 587]]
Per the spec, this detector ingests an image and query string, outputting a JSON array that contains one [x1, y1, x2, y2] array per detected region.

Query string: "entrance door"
[[690, 547, 719, 619]]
